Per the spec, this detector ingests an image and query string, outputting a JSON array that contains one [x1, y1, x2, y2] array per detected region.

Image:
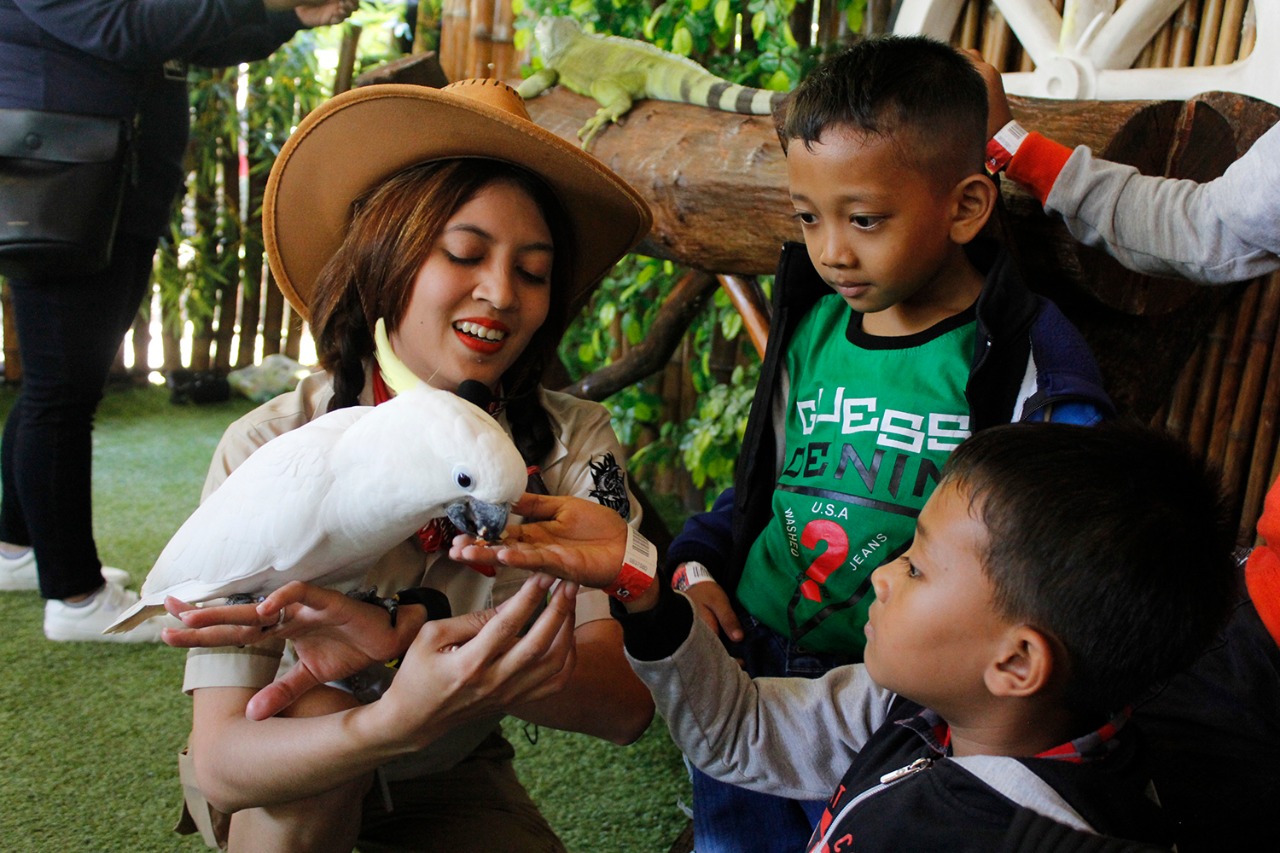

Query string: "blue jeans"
[[0, 232, 156, 599], [689, 614, 856, 853]]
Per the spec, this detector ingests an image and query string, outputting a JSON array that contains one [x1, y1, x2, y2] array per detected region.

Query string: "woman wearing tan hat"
[[165, 79, 655, 851]]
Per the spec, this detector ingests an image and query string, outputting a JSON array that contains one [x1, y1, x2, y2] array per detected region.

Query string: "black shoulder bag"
[[0, 107, 133, 280]]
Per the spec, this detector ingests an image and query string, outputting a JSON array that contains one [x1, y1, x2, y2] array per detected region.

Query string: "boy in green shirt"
[[663, 35, 1112, 850]]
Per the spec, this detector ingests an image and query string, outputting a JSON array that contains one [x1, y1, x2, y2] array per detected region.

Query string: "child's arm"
[[969, 51, 1280, 285], [622, 584, 892, 800], [666, 488, 745, 641], [454, 496, 893, 798]]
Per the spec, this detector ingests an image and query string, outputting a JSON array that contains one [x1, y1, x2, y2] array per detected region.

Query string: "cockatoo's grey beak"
[[446, 498, 510, 543]]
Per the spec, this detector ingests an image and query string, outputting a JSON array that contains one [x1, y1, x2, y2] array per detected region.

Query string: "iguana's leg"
[[580, 78, 635, 148], [517, 68, 559, 99]]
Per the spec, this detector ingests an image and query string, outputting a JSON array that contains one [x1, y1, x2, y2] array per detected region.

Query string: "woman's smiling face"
[[389, 178, 554, 392]]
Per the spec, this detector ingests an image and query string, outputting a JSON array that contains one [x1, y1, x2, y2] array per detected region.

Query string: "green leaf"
[[672, 24, 694, 56], [598, 301, 618, 327], [751, 10, 766, 41], [713, 0, 732, 30]]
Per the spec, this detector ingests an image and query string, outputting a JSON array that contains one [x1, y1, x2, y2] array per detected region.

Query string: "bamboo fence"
[[0, 0, 1273, 540]]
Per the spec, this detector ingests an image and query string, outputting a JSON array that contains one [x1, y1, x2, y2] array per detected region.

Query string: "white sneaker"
[[44, 580, 164, 643], [0, 548, 131, 592]]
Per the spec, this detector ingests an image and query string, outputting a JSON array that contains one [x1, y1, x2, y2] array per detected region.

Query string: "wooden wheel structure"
[[893, 0, 1279, 106]]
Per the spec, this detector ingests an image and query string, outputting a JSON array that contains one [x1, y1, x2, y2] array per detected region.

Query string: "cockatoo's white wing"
[[105, 383, 530, 636], [105, 407, 372, 633]]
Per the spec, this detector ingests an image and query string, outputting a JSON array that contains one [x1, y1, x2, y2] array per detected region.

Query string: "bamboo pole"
[[981, 7, 1012, 71], [1240, 277, 1280, 541], [490, 0, 515, 82], [440, 0, 470, 83], [1187, 307, 1233, 455], [958, 0, 982, 51], [1205, 281, 1260, 465], [1194, 0, 1224, 66], [1171, 0, 1202, 67], [1213, 0, 1246, 64], [1164, 340, 1207, 440], [466, 0, 495, 78], [1221, 275, 1280, 507]]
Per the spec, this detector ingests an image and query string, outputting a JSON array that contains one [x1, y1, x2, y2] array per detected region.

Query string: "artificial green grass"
[[0, 383, 690, 852]]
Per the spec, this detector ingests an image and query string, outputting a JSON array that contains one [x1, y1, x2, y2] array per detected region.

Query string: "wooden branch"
[[560, 270, 718, 403], [717, 274, 771, 359]]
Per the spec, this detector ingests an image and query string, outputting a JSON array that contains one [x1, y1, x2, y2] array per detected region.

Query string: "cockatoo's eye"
[[452, 464, 475, 491]]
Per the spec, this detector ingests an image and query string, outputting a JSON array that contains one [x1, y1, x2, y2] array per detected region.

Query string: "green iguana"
[[517, 17, 787, 148]]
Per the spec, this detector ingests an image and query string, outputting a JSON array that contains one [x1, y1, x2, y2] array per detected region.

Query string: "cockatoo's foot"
[[347, 587, 451, 628], [224, 593, 265, 606]]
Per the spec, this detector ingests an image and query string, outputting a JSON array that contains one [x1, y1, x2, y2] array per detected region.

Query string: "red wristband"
[[602, 526, 657, 602]]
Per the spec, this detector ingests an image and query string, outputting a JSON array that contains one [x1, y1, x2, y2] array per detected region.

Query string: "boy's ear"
[[984, 625, 1054, 699], [948, 174, 997, 245]]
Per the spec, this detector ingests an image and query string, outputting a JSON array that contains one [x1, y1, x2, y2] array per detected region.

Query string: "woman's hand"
[[163, 581, 415, 720], [450, 492, 630, 588], [370, 573, 580, 749]]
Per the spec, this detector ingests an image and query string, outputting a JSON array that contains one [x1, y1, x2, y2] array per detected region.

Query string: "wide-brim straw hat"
[[263, 79, 652, 323]]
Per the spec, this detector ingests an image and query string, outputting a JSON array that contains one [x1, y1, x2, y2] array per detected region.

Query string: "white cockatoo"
[[105, 320, 528, 635]]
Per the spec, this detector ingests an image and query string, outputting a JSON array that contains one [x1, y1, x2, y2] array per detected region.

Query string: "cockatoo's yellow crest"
[[374, 317, 421, 396]]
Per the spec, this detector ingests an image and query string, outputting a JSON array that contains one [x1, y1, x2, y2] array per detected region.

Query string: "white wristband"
[[985, 119, 1028, 173], [603, 526, 658, 602], [671, 561, 714, 592]]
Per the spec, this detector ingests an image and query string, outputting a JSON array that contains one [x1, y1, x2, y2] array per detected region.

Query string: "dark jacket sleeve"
[[11, 0, 275, 69], [998, 809, 1168, 853], [664, 487, 737, 580], [180, 10, 302, 66]]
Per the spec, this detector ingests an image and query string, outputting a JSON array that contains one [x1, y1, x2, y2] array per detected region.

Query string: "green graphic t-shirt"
[[737, 293, 976, 654]]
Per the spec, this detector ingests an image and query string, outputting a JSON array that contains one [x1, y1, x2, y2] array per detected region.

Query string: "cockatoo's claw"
[[225, 593, 265, 606], [446, 498, 510, 544]]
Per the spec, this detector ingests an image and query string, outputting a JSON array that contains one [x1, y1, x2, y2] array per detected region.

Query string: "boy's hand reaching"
[[683, 580, 745, 643]]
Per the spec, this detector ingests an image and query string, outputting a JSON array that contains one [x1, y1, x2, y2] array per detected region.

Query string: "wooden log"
[[1214, 0, 1247, 64], [523, 86, 1271, 420], [354, 52, 448, 89]]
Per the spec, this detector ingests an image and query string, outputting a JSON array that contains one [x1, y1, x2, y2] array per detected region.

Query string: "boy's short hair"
[[778, 35, 988, 186], [942, 422, 1236, 718]]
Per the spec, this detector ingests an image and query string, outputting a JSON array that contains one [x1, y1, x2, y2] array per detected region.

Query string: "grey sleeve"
[[627, 608, 892, 801], [1044, 122, 1280, 284]]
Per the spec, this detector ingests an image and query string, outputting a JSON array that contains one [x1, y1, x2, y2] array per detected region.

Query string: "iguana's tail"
[[648, 69, 786, 116]]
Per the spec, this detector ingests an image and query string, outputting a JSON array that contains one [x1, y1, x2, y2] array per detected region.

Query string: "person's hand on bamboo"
[[962, 48, 1015, 140]]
